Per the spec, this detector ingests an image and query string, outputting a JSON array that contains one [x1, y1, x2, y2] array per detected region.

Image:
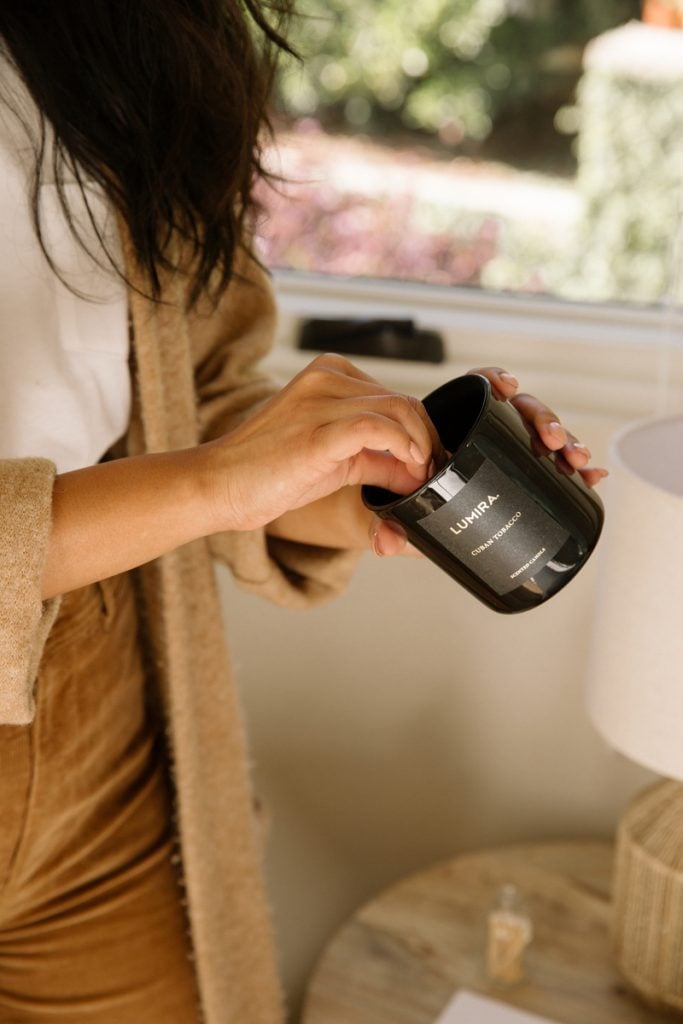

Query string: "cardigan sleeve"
[[0, 458, 61, 724], [189, 251, 360, 608]]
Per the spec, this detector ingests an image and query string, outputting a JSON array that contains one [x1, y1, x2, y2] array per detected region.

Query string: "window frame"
[[267, 269, 683, 423]]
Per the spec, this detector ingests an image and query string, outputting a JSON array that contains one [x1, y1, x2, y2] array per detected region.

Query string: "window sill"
[[268, 269, 683, 421]]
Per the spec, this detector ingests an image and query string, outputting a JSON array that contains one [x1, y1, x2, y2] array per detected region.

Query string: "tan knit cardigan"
[[0, 250, 358, 1023]]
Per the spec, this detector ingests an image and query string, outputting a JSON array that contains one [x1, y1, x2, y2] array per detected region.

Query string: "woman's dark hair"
[[0, 1, 293, 305]]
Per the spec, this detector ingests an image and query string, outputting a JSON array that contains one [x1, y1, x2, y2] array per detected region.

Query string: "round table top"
[[302, 840, 677, 1024]]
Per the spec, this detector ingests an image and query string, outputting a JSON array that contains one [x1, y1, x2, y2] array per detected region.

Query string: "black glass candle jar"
[[362, 374, 604, 614]]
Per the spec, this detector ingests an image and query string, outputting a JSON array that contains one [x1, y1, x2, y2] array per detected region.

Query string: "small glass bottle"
[[486, 883, 533, 986]]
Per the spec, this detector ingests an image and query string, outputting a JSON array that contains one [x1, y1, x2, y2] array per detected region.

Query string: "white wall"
[[218, 281, 681, 1021]]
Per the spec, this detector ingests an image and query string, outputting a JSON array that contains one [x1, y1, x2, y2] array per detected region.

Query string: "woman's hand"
[[201, 353, 443, 534], [478, 367, 607, 488], [46, 353, 446, 599], [370, 366, 608, 558]]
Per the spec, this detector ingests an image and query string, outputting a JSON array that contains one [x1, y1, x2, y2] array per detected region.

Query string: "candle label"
[[418, 460, 570, 595]]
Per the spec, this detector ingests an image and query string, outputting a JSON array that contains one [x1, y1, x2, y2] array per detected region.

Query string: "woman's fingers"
[[353, 447, 436, 494], [314, 413, 432, 482], [578, 466, 609, 487], [299, 354, 445, 465], [333, 393, 437, 467], [470, 366, 609, 489], [508, 392, 569, 450], [470, 371, 573, 454], [217, 351, 610, 539], [369, 517, 407, 556], [468, 365, 520, 400], [362, 364, 611, 563], [472, 367, 583, 455], [369, 517, 422, 558], [307, 351, 386, 386], [210, 352, 451, 532], [562, 437, 593, 470], [508, 391, 609, 486]]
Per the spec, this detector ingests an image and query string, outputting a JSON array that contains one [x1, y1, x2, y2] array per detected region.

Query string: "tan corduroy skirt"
[[0, 571, 202, 1023]]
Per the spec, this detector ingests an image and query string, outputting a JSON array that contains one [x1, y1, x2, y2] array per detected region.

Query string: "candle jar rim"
[[362, 373, 491, 513]]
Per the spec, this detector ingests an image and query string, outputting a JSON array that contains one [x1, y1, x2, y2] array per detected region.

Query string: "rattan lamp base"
[[613, 779, 683, 1013]]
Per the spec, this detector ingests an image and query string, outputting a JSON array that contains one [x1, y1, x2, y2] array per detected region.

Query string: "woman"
[[0, 3, 604, 1023]]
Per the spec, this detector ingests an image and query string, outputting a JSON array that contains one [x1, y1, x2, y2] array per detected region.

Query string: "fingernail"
[[371, 533, 385, 557], [569, 442, 592, 459], [500, 372, 519, 389], [548, 421, 565, 441], [371, 519, 406, 557], [369, 518, 385, 557], [409, 442, 425, 464]]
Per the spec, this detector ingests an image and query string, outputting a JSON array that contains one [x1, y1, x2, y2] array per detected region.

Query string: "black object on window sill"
[[297, 318, 444, 363]]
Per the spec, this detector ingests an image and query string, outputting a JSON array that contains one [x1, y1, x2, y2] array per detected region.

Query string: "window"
[[255, 0, 683, 309]]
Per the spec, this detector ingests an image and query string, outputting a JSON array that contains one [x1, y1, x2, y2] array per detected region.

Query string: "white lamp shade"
[[586, 416, 683, 780]]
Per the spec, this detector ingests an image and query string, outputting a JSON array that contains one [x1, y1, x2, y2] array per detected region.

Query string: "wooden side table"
[[302, 841, 679, 1024]]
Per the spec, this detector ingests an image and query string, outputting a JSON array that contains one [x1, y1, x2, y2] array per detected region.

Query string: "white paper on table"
[[434, 990, 561, 1024]]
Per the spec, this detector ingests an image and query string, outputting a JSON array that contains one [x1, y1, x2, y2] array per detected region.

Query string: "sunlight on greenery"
[[276, 0, 638, 144], [258, 0, 683, 306]]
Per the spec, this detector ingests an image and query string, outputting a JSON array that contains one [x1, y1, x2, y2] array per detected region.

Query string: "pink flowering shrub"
[[254, 175, 500, 287]]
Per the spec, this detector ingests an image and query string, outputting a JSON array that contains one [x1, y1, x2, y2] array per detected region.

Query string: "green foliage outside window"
[[263, 0, 683, 306], [483, 39, 683, 303], [569, 71, 683, 303], [277, 0, 640, 145]]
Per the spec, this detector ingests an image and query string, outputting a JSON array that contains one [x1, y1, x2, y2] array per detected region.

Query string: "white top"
[[0, 50, 130, 474]]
